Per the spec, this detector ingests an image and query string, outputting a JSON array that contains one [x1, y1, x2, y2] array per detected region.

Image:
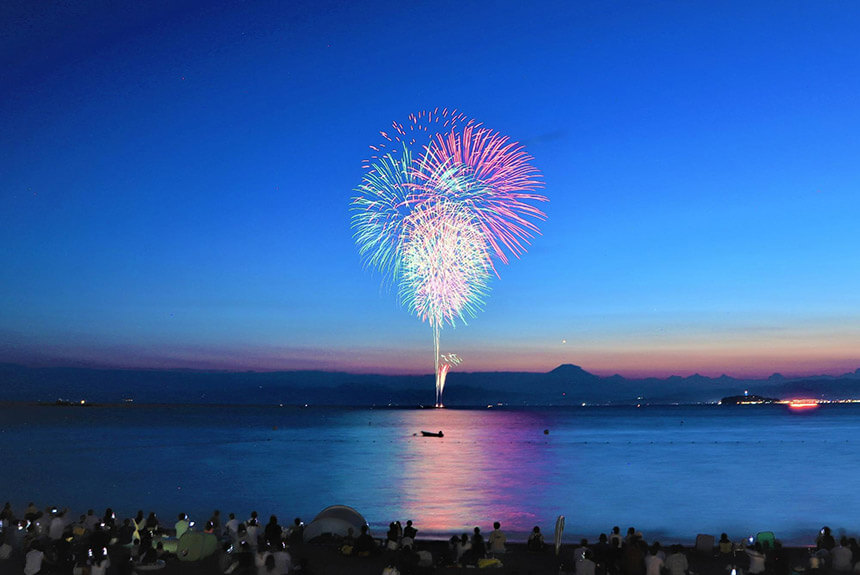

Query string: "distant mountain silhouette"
[[548, 364, 600, 380], [2, 362, 860, 406]]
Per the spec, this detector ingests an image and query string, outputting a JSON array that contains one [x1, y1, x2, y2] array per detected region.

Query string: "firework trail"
[[437, 354, 462, 407], [398, 201, 491, 405], [351, 110, 546, 406]]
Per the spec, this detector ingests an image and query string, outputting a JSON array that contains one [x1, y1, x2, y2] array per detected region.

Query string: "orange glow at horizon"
[[786, 399, 820, 411]]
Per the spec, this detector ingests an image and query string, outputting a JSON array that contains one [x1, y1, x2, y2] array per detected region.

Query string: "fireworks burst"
[[416, 124, 546, 267], [351, 110, 547, 406], [399, 201, 491, 327]]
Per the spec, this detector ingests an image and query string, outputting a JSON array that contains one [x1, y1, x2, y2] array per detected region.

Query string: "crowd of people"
[[0, 502, 303, 575], [554, 525, 860, 575], [4, 502, 860, 575]]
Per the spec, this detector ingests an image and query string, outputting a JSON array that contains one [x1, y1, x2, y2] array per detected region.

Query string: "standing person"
[[117, 518, 136, 546], [49, 509, 68, 541], [488, 522, 506, 555], [24, 543, 44, 575], [574, 539, 590, 566], [245, 518, 260, 549], [625, 528, 637, 546], [84, 510, 100, 532], [767, 540, 790, 575], [578, 549, 598, 575], [175, 513, 190, 539], [746, 542, 766, 575], [623, 539, 646, 575], [593, 533, 612, 573], [90, 549, 110, 575], [818, 528, 836, 552], [254, 545, 273, 575], [271, 541, 292, 575], [402, 520, 418, 547], [133, 510, 145, 542], [264, 516, 282, 548], [609, 527, 623, 550], [719, 534, 733, 558], [226, 513, 240, 538], [91, 524, 111, 554], [386, 523, 400, 551], [664, 545, 689, 575], [645, 543, 665, 575], [831, 537, 853, 572], [210, 510, 222, 535], [24, 503, 40, 522], [144, 512, 159, 533], [471, 527, 486, 562], [102, 508, 116, 531], [0, 502, 14, 525], [288, 518, 304, 547]]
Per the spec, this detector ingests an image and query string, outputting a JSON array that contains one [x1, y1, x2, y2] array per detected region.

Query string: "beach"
[[0, 525, 823, 575]]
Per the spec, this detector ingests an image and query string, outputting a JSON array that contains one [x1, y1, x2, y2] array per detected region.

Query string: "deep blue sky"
[[2, 0, 859, 377]]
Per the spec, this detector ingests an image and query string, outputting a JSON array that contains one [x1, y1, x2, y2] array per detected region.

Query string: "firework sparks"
[[399, 201, 491, 327], [415, 124, 547, 267], [436, 354, 463, 408], [351, 111, 547, 406]]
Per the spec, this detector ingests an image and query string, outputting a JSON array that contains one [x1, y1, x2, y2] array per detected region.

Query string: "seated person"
[[354, 524, 377, 556], [488, 522, 506, 555], [528, 526, 545, 552], [455, 534, 471, 564]]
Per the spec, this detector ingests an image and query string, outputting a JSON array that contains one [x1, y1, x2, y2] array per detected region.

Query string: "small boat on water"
[[420, 430, 444, 437]]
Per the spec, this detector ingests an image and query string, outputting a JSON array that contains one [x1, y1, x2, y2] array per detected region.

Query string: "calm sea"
[[1, 403, 857, 545]]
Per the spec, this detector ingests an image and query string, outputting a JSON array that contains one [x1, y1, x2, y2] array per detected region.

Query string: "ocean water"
[[1, 403, 857, 545]]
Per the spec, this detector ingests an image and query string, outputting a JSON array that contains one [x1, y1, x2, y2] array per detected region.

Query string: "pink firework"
[[363, 107, 476, 169], [413, 124, 547, 266]]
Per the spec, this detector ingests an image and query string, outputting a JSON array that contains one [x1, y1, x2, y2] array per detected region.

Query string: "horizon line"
[[3, 359, 858, 382]]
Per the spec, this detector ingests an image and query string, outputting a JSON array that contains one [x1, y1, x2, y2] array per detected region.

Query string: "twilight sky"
[[2, 0, 859, 378]]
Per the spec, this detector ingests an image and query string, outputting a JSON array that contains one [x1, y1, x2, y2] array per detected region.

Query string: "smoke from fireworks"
[[351, 110, 547, 406]]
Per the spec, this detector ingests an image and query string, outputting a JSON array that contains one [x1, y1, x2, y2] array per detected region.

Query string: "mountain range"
[[2, 362, 860, 406]]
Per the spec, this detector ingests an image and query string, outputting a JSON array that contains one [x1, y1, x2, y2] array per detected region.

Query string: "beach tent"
[[176, 531, 219, 562], [695, 534, 715, 554], [303, 505, 367, 543], [756, 532, 775, 550]]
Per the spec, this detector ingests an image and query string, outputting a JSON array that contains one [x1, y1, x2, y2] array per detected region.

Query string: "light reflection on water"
[[1, 404, 858, 545]]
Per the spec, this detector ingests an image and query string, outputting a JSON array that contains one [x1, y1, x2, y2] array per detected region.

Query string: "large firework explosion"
[[351, 109, 547, 406]]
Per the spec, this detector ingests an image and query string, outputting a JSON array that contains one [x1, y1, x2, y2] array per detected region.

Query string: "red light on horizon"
[[788, 399, 819, 410]]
